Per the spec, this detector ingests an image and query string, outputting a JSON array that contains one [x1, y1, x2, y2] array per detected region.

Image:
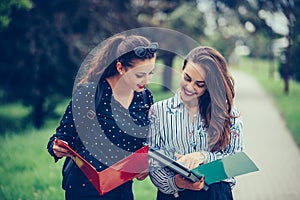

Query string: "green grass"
[[133, 178, 157, 199], [0, 102, 32, 133], [236, 57, 300, 147], [0, 124, 65, 200]]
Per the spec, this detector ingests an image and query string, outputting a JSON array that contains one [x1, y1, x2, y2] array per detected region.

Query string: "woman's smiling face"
[[180, 61, 207, 104]]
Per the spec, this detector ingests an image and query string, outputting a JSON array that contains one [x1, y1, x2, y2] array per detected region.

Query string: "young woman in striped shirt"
[[148, 46, 243, 200]]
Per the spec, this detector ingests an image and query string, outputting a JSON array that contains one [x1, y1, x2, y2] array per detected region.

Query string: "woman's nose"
[[186, 82, 196, 91]]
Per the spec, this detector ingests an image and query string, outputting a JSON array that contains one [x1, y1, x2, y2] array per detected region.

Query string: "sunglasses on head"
[[133, 42, 159, 58]]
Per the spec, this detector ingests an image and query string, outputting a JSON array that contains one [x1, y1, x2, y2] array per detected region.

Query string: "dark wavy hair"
[[183, 46, 236, 151], [76, 34, 156, 87]]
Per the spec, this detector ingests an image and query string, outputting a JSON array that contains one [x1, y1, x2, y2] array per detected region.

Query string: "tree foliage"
[[1, 0, 299, 129], [0, 0, 139, 128], [0, 0, 32, 29], [215, 0, 298, 94], [280, 0, 300, 82]]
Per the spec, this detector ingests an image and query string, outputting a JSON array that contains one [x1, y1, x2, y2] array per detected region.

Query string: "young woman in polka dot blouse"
[[47, 34, 158, 200]]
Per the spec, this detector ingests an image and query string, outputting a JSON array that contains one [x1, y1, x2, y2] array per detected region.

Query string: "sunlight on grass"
[[0, 102, 31, 117]]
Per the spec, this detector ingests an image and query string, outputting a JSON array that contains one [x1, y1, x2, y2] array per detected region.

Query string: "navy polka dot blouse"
[[47, 79, 153, 172]]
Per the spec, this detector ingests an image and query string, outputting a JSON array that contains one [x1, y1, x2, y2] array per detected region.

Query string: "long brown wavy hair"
[[183, 46, 236, 152]]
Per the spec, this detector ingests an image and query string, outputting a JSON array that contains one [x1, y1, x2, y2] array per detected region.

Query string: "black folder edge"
[[147, 146, 209, 190]]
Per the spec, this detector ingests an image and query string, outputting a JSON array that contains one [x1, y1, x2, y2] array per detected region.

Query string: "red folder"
[[54, 139, 149, 195]]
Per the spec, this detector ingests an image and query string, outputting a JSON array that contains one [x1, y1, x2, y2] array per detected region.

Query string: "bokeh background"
[[0, 0, 299, 199]]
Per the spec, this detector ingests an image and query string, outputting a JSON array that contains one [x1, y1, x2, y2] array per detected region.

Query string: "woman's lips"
[[183, 88, 195, 96], [137, 84, 145, 89]]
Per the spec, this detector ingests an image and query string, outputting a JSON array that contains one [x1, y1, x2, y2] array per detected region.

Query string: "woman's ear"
[[116, 61, 124, 75]]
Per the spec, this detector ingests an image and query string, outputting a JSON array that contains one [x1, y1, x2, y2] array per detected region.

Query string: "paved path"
[[231, 70, 300, 200]]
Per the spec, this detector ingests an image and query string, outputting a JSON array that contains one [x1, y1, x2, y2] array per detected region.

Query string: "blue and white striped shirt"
[[148, 91, 244, 194]]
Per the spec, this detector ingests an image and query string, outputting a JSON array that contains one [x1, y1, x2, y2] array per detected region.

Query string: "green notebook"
[[191, 152, 259, 185], [148, 147, 259, 186]]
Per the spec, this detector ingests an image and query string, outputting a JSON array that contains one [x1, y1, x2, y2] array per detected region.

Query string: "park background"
[[0, 0, 299, 199]]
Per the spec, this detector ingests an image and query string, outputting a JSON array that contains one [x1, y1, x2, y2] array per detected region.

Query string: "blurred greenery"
[[0, 102, 32, 133], [0, 124, 64, 200], [0, 0, 32, 28], [237, 57, 300, 147], [0, 0, 299, 128]]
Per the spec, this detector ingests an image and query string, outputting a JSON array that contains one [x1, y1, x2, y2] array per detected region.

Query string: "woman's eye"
[[196, 82, 205, 88], [184, 76, 191, 82], [136, 74, 144, 78]]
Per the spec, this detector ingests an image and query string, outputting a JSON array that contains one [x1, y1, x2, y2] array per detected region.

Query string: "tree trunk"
[[161, 52, 176, 91], [284, 12, 293, 95], [32, 95, 45, 129], [268, 38, 275, 79], [284, 44, 290, 95]]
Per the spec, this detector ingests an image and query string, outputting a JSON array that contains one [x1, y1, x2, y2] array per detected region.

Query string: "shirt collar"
[[171, 91, 184, 109]]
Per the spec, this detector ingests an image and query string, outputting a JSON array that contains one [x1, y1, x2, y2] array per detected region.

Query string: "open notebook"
[[148, 147, 259, 185], [55, 139, 149, 195]]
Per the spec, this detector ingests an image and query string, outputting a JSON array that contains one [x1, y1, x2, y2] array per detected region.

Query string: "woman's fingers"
[[174, 174, 205, 191], [176, 152, 204, 169], [53, 143, 72, 157]]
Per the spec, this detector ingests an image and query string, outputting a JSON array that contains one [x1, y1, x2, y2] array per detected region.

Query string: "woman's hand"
[[174, 174, 205, 190], [135, 171, 149, 181], [175, 152, 206, 169], [52, 140, 73, 158]]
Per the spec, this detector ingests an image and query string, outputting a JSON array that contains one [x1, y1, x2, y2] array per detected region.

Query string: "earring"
[[119, 72, 123, 75]]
